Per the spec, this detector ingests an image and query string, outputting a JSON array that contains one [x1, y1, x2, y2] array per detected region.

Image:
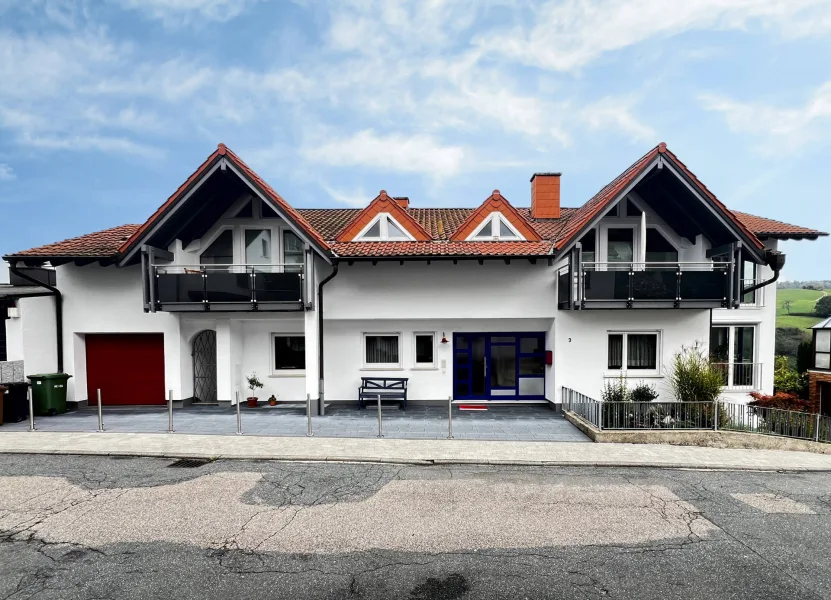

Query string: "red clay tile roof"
[[6, 144, 824, 261], [732, 212, 827, 240], [118, 144, 329, 258], [7, 224, 141, 258], [332, 241, 553, 257]]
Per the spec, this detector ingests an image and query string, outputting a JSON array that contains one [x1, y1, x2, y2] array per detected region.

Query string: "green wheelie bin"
[[27, 374, 72, 416]]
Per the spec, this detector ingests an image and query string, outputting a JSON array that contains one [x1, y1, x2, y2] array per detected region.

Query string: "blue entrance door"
[[453, 333, 546, 400]]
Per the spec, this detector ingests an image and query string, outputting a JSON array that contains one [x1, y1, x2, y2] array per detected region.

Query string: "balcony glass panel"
[[558, 271, 570, 305], [205, 272, 251, 303], [254, 272, 302, 302], [679, 270, 726, 300], [631, 270, 676, 300], [156, 272, 204, 303], [583, 270, 629, 300]]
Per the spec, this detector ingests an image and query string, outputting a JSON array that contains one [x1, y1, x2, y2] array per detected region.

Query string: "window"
[[709, 325, 756, 387], [741, 261, 758, 304], [626, 199, 643, 217], [364, 334, 401, 368], [645, 229, 678, 264], [272, 334, 305, 372], [469, 213, 523, 241], [414, 333, 436, 368], [355, 213, 413, 241], [607, 228, 634, 268], [608, 332, 659, 372], [233, 199, 254, 218], [200, 229, 234, 265], [580, 229, 596, 270], [245, 229, 271, 264], [283, 231, 304, 272], [816, 330, 831, 370]]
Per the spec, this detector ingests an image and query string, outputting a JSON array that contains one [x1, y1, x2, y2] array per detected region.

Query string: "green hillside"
[[776, 288, 830, 329]]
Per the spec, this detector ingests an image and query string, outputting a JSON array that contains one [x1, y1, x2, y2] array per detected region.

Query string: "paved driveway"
[[2, 455, 830, 599], [1, 403, 589, 442]]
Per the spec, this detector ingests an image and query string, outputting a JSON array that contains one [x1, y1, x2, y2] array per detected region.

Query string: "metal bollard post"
[[28, 387, 36, 432], [447, 396, 454, 440], [816, 412, 821, 443], [306, 394, 313, 437], [167, 390, 174, 433], [97, 389, 104, 432], [713, 399, 718, 431], [236, 391, 242, 435], [377, 393, 383, 438]]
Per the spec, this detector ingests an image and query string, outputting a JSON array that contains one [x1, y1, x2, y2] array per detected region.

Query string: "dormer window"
[[354, 213, 415, 241], [468, 213, 524, 241]]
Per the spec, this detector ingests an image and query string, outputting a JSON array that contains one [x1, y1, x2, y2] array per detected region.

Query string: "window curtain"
[[366, 336, 399, 364], [608, 335, 623, 369], [627, 335, 657, 369]]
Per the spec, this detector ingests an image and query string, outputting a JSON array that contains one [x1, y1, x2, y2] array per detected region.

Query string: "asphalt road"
[[1, 455, 831, 599]]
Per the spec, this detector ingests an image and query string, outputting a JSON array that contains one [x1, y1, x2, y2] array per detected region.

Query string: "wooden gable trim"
[[335, 191, 431, 242], [450, 191, 541, 241]]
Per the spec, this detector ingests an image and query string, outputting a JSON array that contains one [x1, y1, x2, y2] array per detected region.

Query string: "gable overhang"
[[335, 191, 431, 242], [118, 156, 331, 267], [557, 155, 766, 263], [450, 191, 542, 242]]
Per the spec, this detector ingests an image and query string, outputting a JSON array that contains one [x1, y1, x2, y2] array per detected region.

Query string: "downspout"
[[741, 250, 785, 296], [9, 264, 63, 372], [317, 261, 340, 415]]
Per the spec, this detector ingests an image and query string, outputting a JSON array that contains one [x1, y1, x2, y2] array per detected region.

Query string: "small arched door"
[[192, 330, 217, 403]]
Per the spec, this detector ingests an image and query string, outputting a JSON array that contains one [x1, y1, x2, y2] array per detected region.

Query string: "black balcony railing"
[[577, 262, 729, 308], [152, 265, 303, 311]]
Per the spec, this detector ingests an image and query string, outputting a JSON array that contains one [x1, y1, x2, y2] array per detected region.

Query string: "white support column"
[[304, 308, 320, 406], [163, 323, 183, 401], [216, 320, 233, 403]]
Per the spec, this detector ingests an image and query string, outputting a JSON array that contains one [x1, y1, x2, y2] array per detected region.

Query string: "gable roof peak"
[[658, 142, 667, 153], [217, 143, 227, 155]]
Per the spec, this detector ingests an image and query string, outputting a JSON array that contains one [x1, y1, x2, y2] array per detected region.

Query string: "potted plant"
[[268, 394, 278, 407], [246, 373, 264, 408]]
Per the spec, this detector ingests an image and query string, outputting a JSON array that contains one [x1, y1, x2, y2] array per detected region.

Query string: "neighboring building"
[[2, 143, 826, 410], [808, 318, 831, 414]]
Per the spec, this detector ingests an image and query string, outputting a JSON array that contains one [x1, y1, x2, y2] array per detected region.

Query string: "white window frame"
[[466, 212, 525, 241], [241, 226, 273, 265], [270, 333, 306, 377], [412, 332, 437, 369], [362, 332, 403, 370], [605, 331, 662, 377], [710, 324, 759, 389], [353, 213, 416, 242]]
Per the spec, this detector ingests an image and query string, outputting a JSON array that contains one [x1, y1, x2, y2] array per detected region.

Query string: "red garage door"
[[86, 334, 165, 405]]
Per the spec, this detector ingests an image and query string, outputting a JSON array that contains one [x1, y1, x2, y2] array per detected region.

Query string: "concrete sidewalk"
[[1, 430, 831, 470]]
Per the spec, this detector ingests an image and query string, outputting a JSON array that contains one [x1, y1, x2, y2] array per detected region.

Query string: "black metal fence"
[[562, 386, 831, 443]]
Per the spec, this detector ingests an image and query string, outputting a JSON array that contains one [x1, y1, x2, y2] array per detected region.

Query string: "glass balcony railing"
[[578, 262, 729, 306], [152, 264, 304, 310]]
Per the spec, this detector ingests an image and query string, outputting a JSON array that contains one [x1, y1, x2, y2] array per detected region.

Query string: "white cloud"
[[303, 130, 467, 178], [479, 0, 831, 72], [0, 163, 14, 181], [580, 96, 655, 142], [115, 0, 259, 26], [700, 82, 831, 153], [320, 183, 371, 208]]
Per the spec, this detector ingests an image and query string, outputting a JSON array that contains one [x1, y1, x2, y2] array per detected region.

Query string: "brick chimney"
[[530, 173, 561, 219], [393, 196, 410, 209]]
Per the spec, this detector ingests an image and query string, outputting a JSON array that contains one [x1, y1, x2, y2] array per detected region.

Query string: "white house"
[[2, 143, 826, 411]]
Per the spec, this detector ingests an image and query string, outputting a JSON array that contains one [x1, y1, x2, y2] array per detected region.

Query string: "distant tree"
[[783, 300, 792, 315], [816, 295, 831, 318]]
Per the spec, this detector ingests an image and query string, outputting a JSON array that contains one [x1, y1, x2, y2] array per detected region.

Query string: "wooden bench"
[[358, 377, 408, 410]]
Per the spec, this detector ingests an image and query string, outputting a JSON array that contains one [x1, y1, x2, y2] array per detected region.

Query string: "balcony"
[[712, 362, 762, 391], [559, 261, 730, 309], [149, 264, 304, 312]]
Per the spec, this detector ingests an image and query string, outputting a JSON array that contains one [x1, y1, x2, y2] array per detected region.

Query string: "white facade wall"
[[4, 243, 779, 406]]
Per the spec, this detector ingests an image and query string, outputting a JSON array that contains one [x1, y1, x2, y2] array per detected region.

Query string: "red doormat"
[[459, 404, 488, 411]]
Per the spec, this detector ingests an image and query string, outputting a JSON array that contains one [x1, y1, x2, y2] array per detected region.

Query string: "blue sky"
[[0, 0, 829, 281]]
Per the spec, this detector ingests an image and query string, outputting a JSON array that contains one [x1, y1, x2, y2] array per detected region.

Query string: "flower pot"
[[247, 397, 258, 408]]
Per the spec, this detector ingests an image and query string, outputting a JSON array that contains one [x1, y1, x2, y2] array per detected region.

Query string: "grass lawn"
[[776, 288, 830, 329]]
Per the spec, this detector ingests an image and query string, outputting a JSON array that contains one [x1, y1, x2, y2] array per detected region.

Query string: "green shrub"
[[629, 382, 658, 402], [601, 377, 628, 402], [816, 295, 831, 318], [773, 355, 806, 396], [666, 342, 724, 403]]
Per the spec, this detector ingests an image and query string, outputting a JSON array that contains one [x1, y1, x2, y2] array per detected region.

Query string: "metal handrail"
[[711, 362, 763, 390], [154, 263, 302, 274]]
